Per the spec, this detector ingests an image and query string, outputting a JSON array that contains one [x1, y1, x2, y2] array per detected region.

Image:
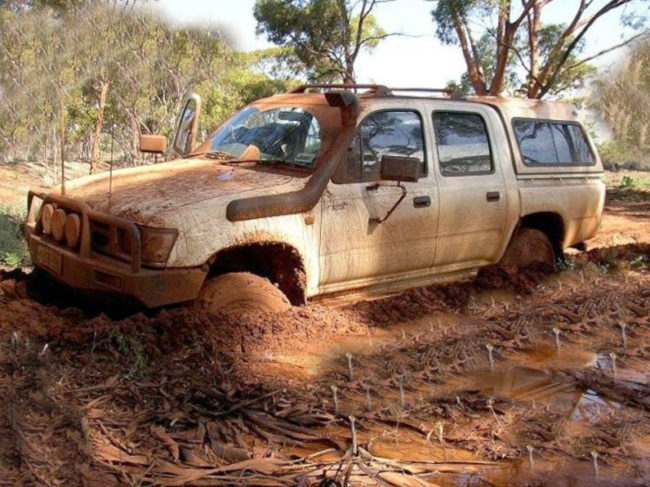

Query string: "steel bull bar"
[[25, 191, 206, 307]]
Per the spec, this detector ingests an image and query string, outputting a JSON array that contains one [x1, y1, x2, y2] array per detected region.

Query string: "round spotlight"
[[51, 209, 67, 242], [41, 203, 54, 235], [64, 213, 81, 248]]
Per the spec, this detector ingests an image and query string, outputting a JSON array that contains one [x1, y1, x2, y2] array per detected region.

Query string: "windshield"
[[206, 106, 322, 167]]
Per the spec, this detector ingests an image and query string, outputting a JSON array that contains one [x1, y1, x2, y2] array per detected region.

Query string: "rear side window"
[[433, 112, 493, 176], [513, 119, 595, 165]]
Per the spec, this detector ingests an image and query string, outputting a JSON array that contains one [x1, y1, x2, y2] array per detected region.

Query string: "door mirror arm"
[[369, 182, 407, 225]]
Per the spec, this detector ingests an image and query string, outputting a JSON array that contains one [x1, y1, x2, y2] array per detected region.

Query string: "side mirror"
[[172, 94, 201, 157], [380, 155, 421, 182], [139, 134, 167, 155]]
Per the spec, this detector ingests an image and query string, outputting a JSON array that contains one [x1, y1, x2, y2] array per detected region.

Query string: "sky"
[[153, 0, 645, 89]]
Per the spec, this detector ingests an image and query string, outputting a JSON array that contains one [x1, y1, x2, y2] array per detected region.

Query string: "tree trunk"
[[58, 86, 66, 196], [130, 116, 140, 164], [451, 11, 487, 95], [90, 79, 110, 174], [526, 5, 541, 97], [343, 65, 355, 85], [639, 120, 649, 147]]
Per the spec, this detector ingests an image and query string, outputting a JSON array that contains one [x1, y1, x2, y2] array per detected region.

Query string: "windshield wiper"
[[204, 150, 236, 161], [223, 158, 292, 166]]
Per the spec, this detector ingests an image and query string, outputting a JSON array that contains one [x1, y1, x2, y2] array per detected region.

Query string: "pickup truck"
[[24, 84, 605, 314]]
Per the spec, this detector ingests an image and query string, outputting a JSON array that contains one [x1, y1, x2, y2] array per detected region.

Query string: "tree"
[[590, 38, 650, 166], [431, 0, 648, 98], [254, 0, 395, 84], [0, 1, 291, 168]]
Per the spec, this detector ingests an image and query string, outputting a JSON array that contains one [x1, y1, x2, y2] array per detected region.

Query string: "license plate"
[[37, 244, 62, 274]]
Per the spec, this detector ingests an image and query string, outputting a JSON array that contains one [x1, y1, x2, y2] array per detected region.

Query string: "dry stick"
[[399, 377, 405, 409], [349, 416, 358, 456], [437, 422, 444, 446], [331, 385, 339, 416], [609, 352, 618, 378], [619, 322, 627, 350], [591, 451, 599, 479], [486, 344, 495, 372], [346, 353, 354, 381], [366, 384, 372, 411], [487, 398, 500, 425], [527, 445, 534, 472], [553, 327, 561, 353]]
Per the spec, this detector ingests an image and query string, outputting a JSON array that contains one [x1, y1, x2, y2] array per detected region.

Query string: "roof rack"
[[290, 84, 391, 95], [288, 84, 461, 99]]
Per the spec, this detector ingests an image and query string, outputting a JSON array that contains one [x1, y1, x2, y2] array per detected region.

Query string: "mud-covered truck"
[[24, 85, 605, 313]]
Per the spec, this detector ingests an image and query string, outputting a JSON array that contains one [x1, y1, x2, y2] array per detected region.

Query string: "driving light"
[[51, 209, 67, 242], [65, 213, 81, 248], [41, 203, 54, 235], [137, 225, 178, 267]]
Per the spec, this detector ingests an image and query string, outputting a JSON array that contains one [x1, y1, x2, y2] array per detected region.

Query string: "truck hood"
[[64, 158, 296, 226]]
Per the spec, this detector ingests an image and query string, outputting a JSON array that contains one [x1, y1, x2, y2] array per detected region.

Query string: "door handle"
[[413, 196, 431, 208], [486, 191, 500, 202]]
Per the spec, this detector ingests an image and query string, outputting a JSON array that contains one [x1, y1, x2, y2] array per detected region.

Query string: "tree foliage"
[[590, 38, 650, 166], [432, 0, 648, 98], [0, 1, 290, 168], [254, 0, 394, 83]]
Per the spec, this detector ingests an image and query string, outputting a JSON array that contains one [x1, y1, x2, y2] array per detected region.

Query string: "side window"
[[513, 119, 595, 165], [512, 120, 556, 164], [336, 110, 426, 183], [433, 112, 493, 176]]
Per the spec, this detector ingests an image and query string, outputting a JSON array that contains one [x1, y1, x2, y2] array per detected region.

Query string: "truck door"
[[430, 106, 508, 268], [319, 104, 439, 291]]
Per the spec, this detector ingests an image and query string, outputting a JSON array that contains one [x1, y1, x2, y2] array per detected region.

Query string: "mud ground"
[[0, 194, 649, 486]]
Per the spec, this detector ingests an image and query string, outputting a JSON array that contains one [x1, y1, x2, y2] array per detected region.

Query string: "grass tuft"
[[0, 204, 30, 268]]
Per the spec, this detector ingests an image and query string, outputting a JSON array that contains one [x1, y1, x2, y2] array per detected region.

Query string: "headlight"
[[65, 213, 81, 248], [51, 209, 67, 242], [40, 203, 55, 235], [136, 225, 178, 267]]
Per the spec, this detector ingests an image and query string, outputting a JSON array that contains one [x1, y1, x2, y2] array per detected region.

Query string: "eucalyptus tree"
[[254, 0, 396, 84], [431, 0, 648, 98], [590, 38, 650, 164]]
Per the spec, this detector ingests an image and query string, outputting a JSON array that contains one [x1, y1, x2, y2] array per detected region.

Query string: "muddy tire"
[[195, 272, 291, 315], [478, 228, 557, 288], [499, 228, 557, 275]]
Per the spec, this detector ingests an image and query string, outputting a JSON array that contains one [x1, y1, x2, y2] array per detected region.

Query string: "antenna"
[[108, 123, 114, 213]]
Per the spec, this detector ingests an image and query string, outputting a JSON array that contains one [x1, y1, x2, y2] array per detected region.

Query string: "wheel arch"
[[205, 241, 307, 305], [518, 211, 566, 258]]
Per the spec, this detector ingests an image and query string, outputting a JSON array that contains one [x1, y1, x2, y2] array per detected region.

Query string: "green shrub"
[[0, 204, 30, 268], [618, 175, 636, 189]]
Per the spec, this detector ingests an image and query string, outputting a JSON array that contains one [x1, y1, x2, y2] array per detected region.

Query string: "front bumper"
[[24, 192, 206, 308]]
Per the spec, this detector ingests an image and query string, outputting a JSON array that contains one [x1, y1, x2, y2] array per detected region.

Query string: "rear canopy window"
[[513, 119, 595, 165]]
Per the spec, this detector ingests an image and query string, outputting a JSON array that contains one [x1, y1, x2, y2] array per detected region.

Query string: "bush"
[[598, 140, 650, 171], [0, 204, 30, 268]]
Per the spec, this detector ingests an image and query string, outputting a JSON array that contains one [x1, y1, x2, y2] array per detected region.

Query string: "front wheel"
[[195, 272, 291, 315]]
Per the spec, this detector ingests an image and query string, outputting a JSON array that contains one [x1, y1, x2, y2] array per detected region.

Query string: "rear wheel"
[[498, 227, 557, 275], [478, 228, 557, 286], [195, 272, 291, 315]]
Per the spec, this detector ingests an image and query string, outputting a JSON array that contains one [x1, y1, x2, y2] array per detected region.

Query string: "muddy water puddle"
[[263, 313, 460, 379]]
